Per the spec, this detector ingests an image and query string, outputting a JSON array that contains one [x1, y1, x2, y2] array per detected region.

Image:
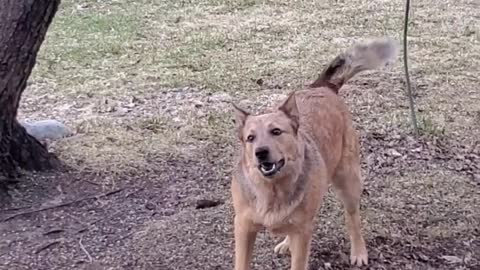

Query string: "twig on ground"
[[76, 209, 124, 234], [35, 240, 61, 254], [2, 188, 124, 222], [79, 236, 93, 263], [81, 179, 101, 186], [1, 205, 32, 212], [117, 231, 136, 242], [43, 229, 65, 236]]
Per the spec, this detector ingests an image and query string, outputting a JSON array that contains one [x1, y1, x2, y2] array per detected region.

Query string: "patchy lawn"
[[1, 0, 479, 269]]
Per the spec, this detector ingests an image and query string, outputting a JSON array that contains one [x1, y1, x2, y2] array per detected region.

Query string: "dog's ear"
[[232, 103, 249, 140], [279, 92, 299, 133]]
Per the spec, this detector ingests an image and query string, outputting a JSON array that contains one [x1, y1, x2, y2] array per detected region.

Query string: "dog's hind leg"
[[332, 157, 368, 267]]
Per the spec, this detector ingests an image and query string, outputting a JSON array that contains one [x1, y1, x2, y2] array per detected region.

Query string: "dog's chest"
[[266, 219, 299, 236], [252, 207, 304, 235]]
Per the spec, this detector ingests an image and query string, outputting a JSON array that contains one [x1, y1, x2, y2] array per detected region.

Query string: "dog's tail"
[[310, 37, 399, 93]]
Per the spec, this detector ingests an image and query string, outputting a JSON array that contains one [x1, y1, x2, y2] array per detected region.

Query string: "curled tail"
[[310, 37, 399, 93]]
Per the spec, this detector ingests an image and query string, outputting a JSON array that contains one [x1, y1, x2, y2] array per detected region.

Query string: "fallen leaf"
[[388, 148, 402, 157], [441, 255, 463, 264]]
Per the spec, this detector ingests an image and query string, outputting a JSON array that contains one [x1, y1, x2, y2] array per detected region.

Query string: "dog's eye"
[[271, 128, 282, 136], [246, 135, 255, 142]]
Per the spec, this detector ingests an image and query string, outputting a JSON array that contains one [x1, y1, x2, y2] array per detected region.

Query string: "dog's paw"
[[274, 236, 290, 255], [350, 246, 368, 267]]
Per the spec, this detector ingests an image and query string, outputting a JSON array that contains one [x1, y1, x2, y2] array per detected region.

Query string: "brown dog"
[[231, 38, 398, 270]]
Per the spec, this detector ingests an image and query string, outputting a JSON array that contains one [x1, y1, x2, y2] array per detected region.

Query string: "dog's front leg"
[[234, 215, 257, 270], [288, 229, 313, 270]]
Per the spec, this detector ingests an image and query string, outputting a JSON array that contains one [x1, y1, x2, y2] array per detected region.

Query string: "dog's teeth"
[[261, 164, 276, 174]]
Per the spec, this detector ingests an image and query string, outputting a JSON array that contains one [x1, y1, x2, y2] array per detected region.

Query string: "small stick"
[[35, 241, 61, 254], [1, 205, 32, 212], [2, 188, 124, 222], [43, 229, 64, 236], [81, 179, 101, 186], [79, 237, 93, 263]]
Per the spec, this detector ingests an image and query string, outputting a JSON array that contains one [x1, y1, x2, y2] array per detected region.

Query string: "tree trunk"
[[0, 0, 62, 190]]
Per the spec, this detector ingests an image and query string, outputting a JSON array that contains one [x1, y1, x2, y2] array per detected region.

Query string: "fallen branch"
[[2, 188, 124, 222]]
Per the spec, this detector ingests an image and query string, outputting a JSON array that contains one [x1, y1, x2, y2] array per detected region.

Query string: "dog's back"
[[292, 88, 350, 177], [293, 38, 398, 177]]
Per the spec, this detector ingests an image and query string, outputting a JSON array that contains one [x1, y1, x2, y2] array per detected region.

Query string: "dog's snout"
[[255, 147, 270, 161]]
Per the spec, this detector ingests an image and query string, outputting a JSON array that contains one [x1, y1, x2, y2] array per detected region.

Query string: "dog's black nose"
[[255, 147, 270, 161]]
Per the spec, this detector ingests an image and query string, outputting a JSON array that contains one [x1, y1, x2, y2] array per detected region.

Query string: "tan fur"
[[231, 38, 398, 270]]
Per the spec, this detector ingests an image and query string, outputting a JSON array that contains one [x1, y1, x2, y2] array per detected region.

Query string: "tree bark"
[[0, 0, 62, 190]]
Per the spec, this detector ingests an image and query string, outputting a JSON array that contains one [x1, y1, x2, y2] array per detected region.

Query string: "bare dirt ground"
[[1, 0, 479, 269]]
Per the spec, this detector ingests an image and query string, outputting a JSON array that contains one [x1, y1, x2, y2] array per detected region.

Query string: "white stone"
[[20, 119, 72, 141]]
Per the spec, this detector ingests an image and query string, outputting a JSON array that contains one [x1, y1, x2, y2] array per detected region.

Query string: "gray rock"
[[20, 119, 72, 141]]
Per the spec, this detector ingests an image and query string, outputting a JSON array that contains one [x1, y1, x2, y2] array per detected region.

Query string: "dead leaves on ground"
[[360, 129, 479, 185]]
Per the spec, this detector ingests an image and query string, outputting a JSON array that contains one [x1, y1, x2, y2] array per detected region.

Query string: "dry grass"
[[8, 0, 480, 268], [21, 0, 479, 173]]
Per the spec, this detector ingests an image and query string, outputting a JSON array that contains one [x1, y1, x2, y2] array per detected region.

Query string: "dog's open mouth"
[[259, 159, 285, 177]]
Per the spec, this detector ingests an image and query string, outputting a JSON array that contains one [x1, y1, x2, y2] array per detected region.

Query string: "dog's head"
[[233, 93, 303, 180]]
